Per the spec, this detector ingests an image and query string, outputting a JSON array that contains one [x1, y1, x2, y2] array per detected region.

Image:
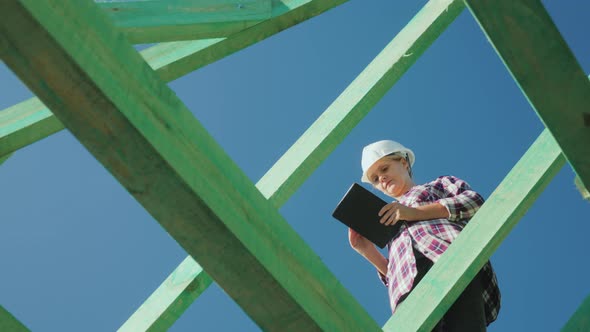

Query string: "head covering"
[[360, 140, 415, 183]]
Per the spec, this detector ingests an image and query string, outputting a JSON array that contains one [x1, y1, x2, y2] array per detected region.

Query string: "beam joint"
[[0, 1, 378, 330]]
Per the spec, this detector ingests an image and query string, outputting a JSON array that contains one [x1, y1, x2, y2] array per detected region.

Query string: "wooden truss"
[[0, 0, 588, 331]]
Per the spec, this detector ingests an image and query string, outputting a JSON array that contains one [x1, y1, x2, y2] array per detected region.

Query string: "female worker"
[[349, 140, 500, 331]]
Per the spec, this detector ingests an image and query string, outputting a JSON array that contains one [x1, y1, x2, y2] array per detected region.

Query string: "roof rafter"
[[465, 0, 590, 198], [0, 98, 62, 158], [117, 0, 465, 329], [118, 257, 213, 332], [0, 0, 349, 158], [257, 0, 465, 205], [0, 1, 379, 330], [100, 0, 271, 43], [383, 129, 565, 331]]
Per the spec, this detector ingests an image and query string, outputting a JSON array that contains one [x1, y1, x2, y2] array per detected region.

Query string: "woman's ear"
[[400, 157, 408, 168], [400, 158, 411, 175]]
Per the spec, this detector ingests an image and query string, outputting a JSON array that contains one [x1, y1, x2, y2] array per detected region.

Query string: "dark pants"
[[399, 249, 487, 332]]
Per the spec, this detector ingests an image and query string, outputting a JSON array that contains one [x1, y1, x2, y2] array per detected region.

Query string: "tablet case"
[[332, 183, 401, 248]]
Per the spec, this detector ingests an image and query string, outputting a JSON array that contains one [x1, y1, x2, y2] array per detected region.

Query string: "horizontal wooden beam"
[[0, 1, 379, 331], [383, 129, 565, 331], [465, 0, 590, 205], [115, 0, 351, 82], [116, 0, 466, 329], [0, 305, 30, 332], [562, 295, 590, 332], [118, 257, 213, 332], [0, 0, 347, 157], [100, 0, 271, 43]]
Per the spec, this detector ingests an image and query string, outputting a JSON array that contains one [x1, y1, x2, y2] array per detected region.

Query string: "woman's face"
[[366, 156, 413, 198]]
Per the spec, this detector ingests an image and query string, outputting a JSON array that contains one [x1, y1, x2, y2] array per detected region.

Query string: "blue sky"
[[1, 1, 589, 331]]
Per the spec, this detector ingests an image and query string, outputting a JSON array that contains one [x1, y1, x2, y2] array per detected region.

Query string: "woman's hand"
[[379, 202, 450, 225], [379, 202, 419, 226], [348, 228, 374, 253]]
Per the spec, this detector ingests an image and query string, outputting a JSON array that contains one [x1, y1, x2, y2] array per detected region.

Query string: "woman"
[[349, 140, 500, 331]]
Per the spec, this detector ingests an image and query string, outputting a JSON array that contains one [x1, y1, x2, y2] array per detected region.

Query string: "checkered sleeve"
[[434, 175, 485, 222]]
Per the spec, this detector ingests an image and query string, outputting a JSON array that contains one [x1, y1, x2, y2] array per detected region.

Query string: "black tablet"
[[332, 183, 401, 248]]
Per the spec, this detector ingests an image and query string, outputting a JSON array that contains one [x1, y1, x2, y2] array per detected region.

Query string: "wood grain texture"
[[0, 0, 347, 158], [0, 1, 378, 331], [117, 1, 466, 330], [0, 1, 465, 329], [383, 129, 565, 331]]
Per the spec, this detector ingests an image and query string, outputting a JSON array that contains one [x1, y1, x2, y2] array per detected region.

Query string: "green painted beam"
[[0, 305, 30, 332], [383, 129, 565, 331], [0, 98, 63, 157], [116, 1, 466, 330], [0, 0, 347, 157], [0, 153, 12, 165], [573, 75, 590, 202], [0, 1, 379, 331], [123, 0, 352, 82], [562, 295, 590, 332], [465, 0, 590, 206], [118, 257, 213, 332], [100, 0, 271, 44], [259, 0, 465, 206]]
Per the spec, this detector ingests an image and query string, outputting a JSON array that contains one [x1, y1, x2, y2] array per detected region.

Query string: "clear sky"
[[1, 1, 589, 331]]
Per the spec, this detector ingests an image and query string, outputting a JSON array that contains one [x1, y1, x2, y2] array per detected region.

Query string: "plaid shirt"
[[378, 175, 501, 325]]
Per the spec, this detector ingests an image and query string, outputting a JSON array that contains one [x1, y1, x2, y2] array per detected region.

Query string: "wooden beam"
[[116, 1, 465, 329], [118, 257, 213, 332], [259, 0, 465, 206], [0, 98, 62, 157], [464, 0, 590, 205], [0, 0, 348, 156], [100, 0, 271, 43], [0, 153, 12, 165], [562, 295, 590, 332], [0, 305, 30, 332], [0, 1, 379, 331], [382, 129, 565, 331]]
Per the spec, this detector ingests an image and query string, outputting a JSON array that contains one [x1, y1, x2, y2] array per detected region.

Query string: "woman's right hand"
[[348, 228, 374, 253]]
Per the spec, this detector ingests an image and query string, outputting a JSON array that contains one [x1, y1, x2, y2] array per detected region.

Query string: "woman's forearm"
[[413, 202, 450, 221], [357, 245, 388, 276]]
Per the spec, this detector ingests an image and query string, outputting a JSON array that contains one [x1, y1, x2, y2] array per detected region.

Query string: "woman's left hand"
[[378, 202, 419, 226]]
